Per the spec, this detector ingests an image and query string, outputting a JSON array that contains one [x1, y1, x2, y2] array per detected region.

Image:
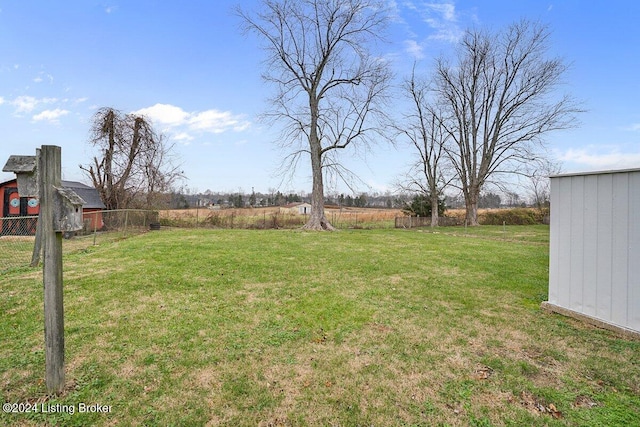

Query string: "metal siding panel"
[[548, 177, 561, 304], [610, 173, 629, 327], [557, 177, 573, 308], [569, 176, 585, 312], [628, 171, 640, 331], [596, 174, 614, 321], [582, 175, 599, 317]]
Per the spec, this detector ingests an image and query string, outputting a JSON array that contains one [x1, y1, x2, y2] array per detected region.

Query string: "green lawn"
[[1, 227, 638, 426]]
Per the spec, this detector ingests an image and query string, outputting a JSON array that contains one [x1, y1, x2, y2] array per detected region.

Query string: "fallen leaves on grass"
[[473, 365, 494, 380], [518, 391, 563, 418], [312, 328, 327, 344], [573, 395, 598, 408]]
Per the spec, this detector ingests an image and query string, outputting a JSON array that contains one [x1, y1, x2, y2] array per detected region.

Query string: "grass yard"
[[1, 226, 638, 426]]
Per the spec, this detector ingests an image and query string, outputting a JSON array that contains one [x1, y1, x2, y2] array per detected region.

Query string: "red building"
[[0, 179, 105, 235]]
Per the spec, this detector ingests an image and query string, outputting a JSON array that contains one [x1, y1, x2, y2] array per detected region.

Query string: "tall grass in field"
[[1, 226, 638, 426], [159, 207, 399, 229]]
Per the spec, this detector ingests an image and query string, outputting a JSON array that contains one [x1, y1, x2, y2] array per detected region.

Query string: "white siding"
[[549, 169, 640, 334], [629, 172, 640, 331], [595, 174, 613, 321], [582, 174, 598, 317]]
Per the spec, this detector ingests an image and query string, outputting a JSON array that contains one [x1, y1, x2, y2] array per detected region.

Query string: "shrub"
[[479, 208, 544, 225], [402, 194, 446, 217]]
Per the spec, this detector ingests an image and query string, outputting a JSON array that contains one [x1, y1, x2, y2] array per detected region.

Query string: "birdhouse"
[[2, 155, 39, 197], [53, 186, 85, 232]]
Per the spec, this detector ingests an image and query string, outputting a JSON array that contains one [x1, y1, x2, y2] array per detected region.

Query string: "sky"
[[0, 0, 639, 196]]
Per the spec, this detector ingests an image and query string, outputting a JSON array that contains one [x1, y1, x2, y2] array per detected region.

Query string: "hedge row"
[[479, 208, 549, 225]]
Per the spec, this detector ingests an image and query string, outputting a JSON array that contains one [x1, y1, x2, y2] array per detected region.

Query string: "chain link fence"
[[0, 210, 158, 273], [0, 216, 37, 271]]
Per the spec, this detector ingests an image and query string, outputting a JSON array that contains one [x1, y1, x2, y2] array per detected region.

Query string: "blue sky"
[[1, 0, 638, 196]]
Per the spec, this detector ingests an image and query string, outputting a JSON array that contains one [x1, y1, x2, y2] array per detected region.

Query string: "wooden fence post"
[[41, 145, 65, 395], [30, 213, 42, 267], [30, 149, 43, 267]]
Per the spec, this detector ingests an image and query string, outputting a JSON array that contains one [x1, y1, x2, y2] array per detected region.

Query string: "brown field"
[[158, 206, 403, 229], [158, 206, 547, 229], [159, 206, 403, 219]]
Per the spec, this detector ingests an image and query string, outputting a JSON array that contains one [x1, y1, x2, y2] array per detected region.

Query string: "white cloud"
[[428, 2, 456, 21], [557, 148, 640, 171], [404, 39, 425, 59], [32, 108, 69, 123], [428, 27, 463, 43], [12, 96, 57, 113], [33, 72, 54, 84], [189, 110, 250, 133], [5, 95, 82, 124], [135, 103, 190, 127], [0, 97, 5, 105], [12, 96, 39, 113], [423, 2, 462, 42], [403, 1, 464, 44], [173, 132, 195, 143], [133, 103, 251, 140], [625, 123, 640, 132]]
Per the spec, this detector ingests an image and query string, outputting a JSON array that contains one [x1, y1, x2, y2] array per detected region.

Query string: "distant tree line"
[[162, 187, 539, 212], [161, 189, 417, 210]]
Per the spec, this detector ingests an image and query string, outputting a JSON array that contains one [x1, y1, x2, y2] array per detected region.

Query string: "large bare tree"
[[433, 20, 580, 225], [396, 67, 451, 227], [81, 107, 183, 210], [238, 0, 392, 230]]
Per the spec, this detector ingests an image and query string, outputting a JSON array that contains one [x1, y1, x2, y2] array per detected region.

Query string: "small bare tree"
[[396, 67, 451, 227], [526, 157, 562, 209], [433, 20, 581, 225], [140, 135, 185, 209], [238, 0, 392, 230], [81, 107, 183, 210]]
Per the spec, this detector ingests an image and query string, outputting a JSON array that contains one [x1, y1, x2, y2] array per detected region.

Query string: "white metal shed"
[[542, 168, 640, 338]]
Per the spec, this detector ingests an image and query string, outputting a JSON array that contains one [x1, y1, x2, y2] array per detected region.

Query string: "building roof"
[[0, 178, 106, 209], [61, 181, 106, 209], [551, 167, 640, 179]]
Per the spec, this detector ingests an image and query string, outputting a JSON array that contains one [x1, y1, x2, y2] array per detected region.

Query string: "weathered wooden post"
[[3, 145, 85, 395], [40, 145, 65, 394], [30, 149, 42, 267]]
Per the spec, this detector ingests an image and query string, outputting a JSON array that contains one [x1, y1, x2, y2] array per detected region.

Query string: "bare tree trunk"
[[303, 116, 335, 231], [430, 191, 439, 227], [304, 162, 334, 230], [104, 110, 115, 208], [465, 187, 480, 226]]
